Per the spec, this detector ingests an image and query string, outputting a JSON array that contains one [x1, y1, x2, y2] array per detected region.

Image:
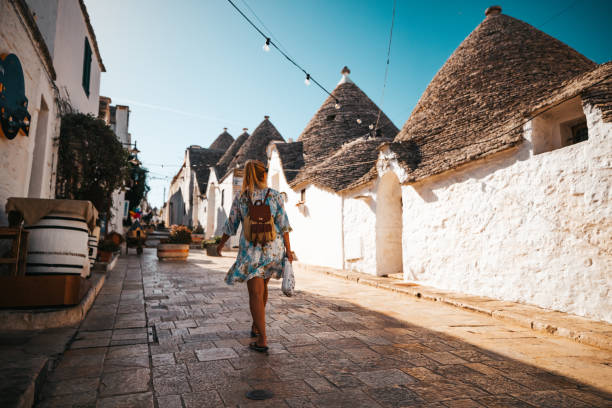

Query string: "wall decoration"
[[0, 54, 31, 139]]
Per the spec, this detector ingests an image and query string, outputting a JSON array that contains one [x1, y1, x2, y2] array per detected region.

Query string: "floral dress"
[[222, 188, 292, 284]]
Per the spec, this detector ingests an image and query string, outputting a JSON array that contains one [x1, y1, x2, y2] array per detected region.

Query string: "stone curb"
[[293, 262, 612, 351], [0, 271, 107, 331]]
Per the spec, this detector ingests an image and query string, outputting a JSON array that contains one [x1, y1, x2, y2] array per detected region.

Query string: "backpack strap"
[[263, 189, 271, 204]]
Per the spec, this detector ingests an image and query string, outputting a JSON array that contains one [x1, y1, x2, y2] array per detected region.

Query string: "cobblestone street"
[[37, 250, 612, 407]]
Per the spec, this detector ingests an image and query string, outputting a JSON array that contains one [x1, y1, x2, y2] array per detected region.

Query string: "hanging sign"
[[0, 54, 31, 139]]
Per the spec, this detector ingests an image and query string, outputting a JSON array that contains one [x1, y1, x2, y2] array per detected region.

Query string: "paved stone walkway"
[[36, 250, 612, 407]]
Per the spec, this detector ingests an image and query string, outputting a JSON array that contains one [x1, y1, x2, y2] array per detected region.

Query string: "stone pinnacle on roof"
[[298, 66, 398, 166], [209, 128, 234, 151], [338, 66, 353, 85], [485, 5, 502, 16]]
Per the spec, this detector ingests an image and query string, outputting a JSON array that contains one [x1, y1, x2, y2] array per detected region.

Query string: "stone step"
[[293, 262, 612, 351]]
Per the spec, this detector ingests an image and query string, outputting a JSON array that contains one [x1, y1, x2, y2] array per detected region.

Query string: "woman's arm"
[[216, 233, 230, 257], [283, 232, 293, 263]]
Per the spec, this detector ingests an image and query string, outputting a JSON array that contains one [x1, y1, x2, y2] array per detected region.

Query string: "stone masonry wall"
[[399, 103, 611, 322], [0, 1, 59, 224]]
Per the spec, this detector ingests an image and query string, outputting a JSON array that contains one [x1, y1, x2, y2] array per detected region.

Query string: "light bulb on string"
[[263, 38, 271, 52], [334, 102, 341, 110], [304, 74, 311, 86], [356, 118, 362, 124], [369, 124, 374, 130]]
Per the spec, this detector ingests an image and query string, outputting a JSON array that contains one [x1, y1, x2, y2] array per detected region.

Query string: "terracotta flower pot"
[[157, 243, 189, 261]]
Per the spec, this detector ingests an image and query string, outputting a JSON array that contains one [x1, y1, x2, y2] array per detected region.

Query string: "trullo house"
[[305, 6, 610, 322], [267, 67, 399, 272], [165, 129, 234, 228], [206, 117, 284, 247]]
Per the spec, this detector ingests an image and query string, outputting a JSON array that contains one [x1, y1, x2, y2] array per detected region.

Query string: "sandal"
[[250, 325, 260, 338], [249, 342, 269, 353]]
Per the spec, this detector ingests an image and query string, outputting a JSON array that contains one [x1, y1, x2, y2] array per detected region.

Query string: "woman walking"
[[216, 160, 293, 353]]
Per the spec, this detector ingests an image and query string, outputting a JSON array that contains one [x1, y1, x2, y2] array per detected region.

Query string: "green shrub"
[[202, 236, 221, 248]]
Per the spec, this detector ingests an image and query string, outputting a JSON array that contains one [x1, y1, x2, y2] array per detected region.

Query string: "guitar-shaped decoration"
[[0, 54, 31, 140]]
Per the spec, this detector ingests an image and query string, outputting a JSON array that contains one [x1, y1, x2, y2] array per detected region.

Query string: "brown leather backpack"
[[244, 189, 276, 245]]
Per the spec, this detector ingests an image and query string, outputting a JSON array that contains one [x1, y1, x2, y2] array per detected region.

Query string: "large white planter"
[[157, 243, 189, 261], [25, 213, 89, 277]]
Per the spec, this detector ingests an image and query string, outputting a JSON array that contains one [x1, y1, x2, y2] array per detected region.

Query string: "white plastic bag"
[[281, 257, 295, 297]]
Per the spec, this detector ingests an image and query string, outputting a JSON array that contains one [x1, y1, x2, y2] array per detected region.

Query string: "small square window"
[[326, 114, 336, 121]]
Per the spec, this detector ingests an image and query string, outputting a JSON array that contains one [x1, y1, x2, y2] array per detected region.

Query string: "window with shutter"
[[82, 38, 92, 96]]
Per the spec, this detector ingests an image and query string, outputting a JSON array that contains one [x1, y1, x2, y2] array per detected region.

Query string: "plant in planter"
[[191, 224, 205, 244], [202, 236, 222, 256], [98, 239, 120, 263], [157, 225, 191, 261]]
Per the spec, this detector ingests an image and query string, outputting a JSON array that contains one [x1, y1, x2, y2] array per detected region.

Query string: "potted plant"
[[98, 239, 120, 263], [202, 236, 222, 256], [191, 224, 204, 245], [157, 225, 191, 261]]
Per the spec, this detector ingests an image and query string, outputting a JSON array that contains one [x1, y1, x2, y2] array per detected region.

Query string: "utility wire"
[[540, 0, 581, 27], [238, 0, 294, 61], [226, 0, 339, 104], [374, 0, 397, 133]]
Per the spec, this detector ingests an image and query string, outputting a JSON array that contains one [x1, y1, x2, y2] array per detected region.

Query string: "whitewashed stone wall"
[[0, 1, 60, 224], [395, 103, 611, 322], [268, 149, 343, 269], [27, 0, 102, 114], [343, 186, 378, 274]]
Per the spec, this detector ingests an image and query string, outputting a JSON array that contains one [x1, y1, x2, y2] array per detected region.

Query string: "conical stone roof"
[[286, 68, 398, 191], [187, 146, 225, 194], [209, 128, 234, 151], [392, 7, 597, 181], [225, 117, 284, 177], [215, 129, 250, 179], [298, 69, 398, 167]]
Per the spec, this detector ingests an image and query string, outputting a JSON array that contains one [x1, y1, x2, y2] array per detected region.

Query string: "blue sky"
[[84, 0, 612, 208]]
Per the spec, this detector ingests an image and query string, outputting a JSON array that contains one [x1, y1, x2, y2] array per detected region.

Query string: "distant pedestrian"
[[216, 160, 293, 353]]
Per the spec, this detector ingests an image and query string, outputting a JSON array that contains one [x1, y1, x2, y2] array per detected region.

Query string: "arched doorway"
[[376, 172, 403, 276]]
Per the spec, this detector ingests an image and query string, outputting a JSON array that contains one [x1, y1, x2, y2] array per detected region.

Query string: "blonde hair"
[[241, 160, 267, 194]]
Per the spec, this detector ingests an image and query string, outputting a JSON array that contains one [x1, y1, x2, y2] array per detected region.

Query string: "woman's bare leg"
[[252, 278, 271, 336], [247, 277, 267, 347], [263, 277, 270, 306]]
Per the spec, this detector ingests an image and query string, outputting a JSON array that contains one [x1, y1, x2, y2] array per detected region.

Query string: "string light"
[[263, 38, 271, 52], [356, 118, 362, 124], [226, 0, 340, 107], [304, 74, 311, 86]]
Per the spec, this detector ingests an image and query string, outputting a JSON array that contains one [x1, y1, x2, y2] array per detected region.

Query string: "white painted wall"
[[27, 0, 102, 114], [26, 0, 59, 56], [343, 186, 378, 274], [112, 106, 130, 145], [268, 149, 343, 269], [108, 189, 125, 233], [0, 1, 60, 224], [205, 171, 219, 238], [393, 102, 611, 322]]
